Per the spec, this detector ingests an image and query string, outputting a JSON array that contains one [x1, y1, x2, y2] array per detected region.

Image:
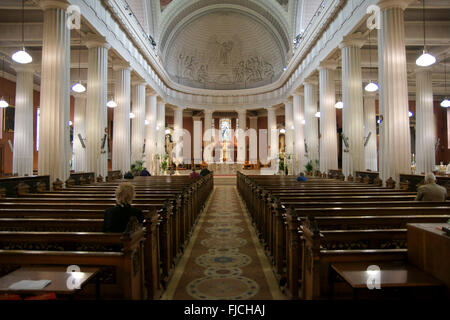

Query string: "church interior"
[[0, 0, 449, 303]]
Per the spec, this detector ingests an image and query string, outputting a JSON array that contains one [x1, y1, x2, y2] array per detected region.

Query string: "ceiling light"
[[408, 111, 413, 117], [71, 82, 86, 93], [68, 120, 73, 126], [107, 100, 117, 108], [315, 112, 320, 118], [129, 112, 136, 119], [12, 49, 32, 64], [416, 50, 436, 67], [145, 119, 149, 125], [334, 101, 343, 109], [365, 82, 379, 92], [280, 128, 286, 133], [283, 66, 287, 71], [165, 129, 171, 134], [301, 119, 305, 125], [0, 98, 9, 108], [440, 98, 450, 108]]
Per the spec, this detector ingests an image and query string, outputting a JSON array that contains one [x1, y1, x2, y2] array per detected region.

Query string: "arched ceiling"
[[157, 0, 291, 90]]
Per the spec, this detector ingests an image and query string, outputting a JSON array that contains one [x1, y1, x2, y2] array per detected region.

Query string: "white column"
[[293, 93, 306, 174], [131, 81, 146, 165], [340, 36, 365, 177], [85, 38, 110, 178], [378, 0, 412, 184], [156, 100, 166, 156], [203, 109, 213, 163], [112, 65, 131, 174], [415, 68, 435, 174], [267, 107, 278, 168], [173, 106, 184, 164], [285, 99, 294, 156], [193, 116, 202, 164], [237, 110, 247, 163], [145, 94, 157, 174], [304, 81, 319, 169], [318, 64, 338, 173], [249, 116, 258, 164], [363, 94, 378, 171], [12, 64, 35, 176], [38, 0, 71, 184], [72, 94, 87, 172]]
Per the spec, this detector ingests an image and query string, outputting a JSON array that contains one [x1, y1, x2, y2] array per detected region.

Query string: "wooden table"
[[408, 223, 450, 289], [0, 266, 100, 299], [329, 262, 443, 300]]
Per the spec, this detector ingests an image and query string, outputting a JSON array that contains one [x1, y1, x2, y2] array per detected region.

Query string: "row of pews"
[[237, 172, 450, 300], [0, 172, 213, 299]]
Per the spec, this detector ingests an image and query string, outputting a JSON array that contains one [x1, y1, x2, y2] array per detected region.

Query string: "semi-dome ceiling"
[[163, 10, 286, 90]]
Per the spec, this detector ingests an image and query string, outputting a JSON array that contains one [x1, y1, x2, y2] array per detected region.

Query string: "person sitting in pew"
[[103, 182, 144, 232], [124, 171, 134, 179], [189, 168, 200, 179], [296, 172, 308, 182], [415, 173, 446, 202], [140, 168, 151, 176], [200, 167, 210, 177]]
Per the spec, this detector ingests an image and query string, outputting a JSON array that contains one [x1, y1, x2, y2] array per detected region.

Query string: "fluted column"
[[285, 99, 294, 156], [363, 94, 378, 171], [318, 64, 338, 173], [248, 116, 258, 164], [378, 0, 413, 184], [267, 107, 278, 169], [415, 68, 435, 174], [112, 65, 131, 174], [85, 38, 110, 178], [72, 94, 87, 172], [145, 94, 157, 174], [193, 116, 202, 164], [156, 100, 166, 156], [131, 81, 146, 165], [12, 64, 35, 176], [340, 35, 365, 177], [237, 110, 247, 163], [203, 109, 213, 163], [304, 81, 319, 168], [38, 0, 71, 184], [173, 106, 184, 164], [293, 93, 306, 174]]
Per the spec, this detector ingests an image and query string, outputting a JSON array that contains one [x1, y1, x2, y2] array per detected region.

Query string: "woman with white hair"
[[415, 173, 447, 202], [103, 182, 144, 232]]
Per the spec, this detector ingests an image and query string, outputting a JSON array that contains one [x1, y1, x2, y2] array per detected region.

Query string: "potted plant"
[[161, 154, 169, 174], [130, 160, 144, 176], [305, 160, 313, 175]]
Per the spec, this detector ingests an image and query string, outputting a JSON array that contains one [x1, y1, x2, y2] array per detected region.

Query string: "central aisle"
[[163, 182, 284, 300]]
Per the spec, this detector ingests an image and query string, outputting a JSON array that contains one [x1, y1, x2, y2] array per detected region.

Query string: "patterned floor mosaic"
[[166, 185, 280, 300]]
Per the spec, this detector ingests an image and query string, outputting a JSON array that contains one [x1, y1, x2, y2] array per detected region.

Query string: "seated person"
[[189, 168, 200, 179], [103, 182, 144, 232], [200, 167, 210, 177], [415, 173, 446, 202], [140, 168, 151, 176], [297, 172, 308, 182], [123, 171, 134, 179]]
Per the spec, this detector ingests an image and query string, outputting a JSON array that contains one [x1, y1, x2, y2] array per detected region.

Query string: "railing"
[[293, 0, 328, 50], [122, 0, 157, 49]]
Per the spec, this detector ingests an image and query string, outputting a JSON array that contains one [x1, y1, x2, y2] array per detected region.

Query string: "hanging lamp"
[[365, 29, 378, 92], [416, 0, 436, 67], [12, 0, 32, 64], [441, 53, 450, 108], [71, 26, 85, 93]]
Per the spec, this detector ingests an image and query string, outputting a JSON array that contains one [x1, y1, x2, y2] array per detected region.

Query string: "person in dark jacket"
[[140, 168, 151, 176], [297, 172, 308, 182], [124, 171, 134, 179], [200, 167, 210, 177], [103, 182, 144, 232]]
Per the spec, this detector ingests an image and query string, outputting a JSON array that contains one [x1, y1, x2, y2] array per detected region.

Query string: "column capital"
[[265, 106, 277, 112], [339, 33, 366, 49], [132, 79, 147, 86], [113, 62, 131, 71], [304, 79, 318, 86], [71, 92, 86, 99], [173, 105, 185, 111], [415, 66, 432, 74], [39, 0, 69, 10], [236, 109, 247, 115], [12, 63, 38, 74], [203, 109, 213, 115], [318, 61, 338, 70], [85, 35, 111, 50], [377, 0, 414, 11]]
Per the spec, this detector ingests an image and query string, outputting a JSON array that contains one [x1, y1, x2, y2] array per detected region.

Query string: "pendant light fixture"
[[416, 0, 436, 67], [335, 93, 343, 109], [12, 0, 32, 64], [107, 57, 117, 107], [0, 56, 9, 108], [441, 53, 450, 108], [71, 27, 85, 93], [365, 29, 378, 92]]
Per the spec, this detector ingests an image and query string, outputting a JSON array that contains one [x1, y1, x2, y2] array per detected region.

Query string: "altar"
[[208, 163, 243, 175]]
